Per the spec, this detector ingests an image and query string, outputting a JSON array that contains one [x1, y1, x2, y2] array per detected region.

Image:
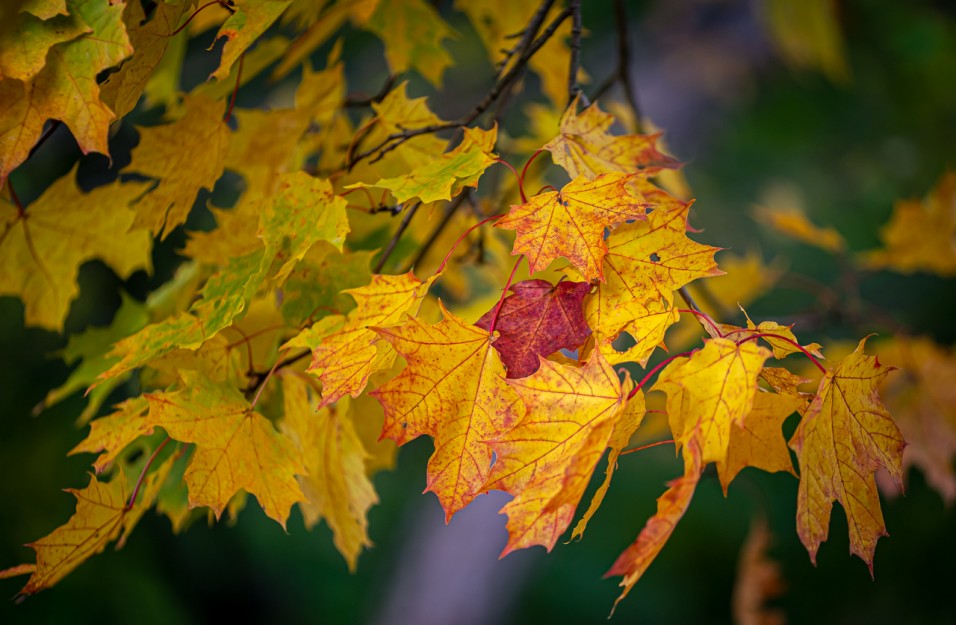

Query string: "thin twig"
[[346, 2, 572, 170], [612, 0, 643, 129], [400, 193, 469, 273], [373, 201, 422, 273], [567, 0, 585, 107], [345, 74, 397, 108], [493, 0, 556, 80], [126, 437, 171, 510]]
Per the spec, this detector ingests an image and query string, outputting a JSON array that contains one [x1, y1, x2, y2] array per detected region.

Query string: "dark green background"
[[2, 1, 955, 622]]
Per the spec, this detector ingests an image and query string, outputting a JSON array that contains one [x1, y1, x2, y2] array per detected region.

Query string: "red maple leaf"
[[476, 279, 592, 378]]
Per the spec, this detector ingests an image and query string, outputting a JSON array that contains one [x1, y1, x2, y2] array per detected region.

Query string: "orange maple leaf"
[[307, 272, 433, 408], [606, 436, 702, 612], [495, 173, 648, 281], [483, 351, 636, 555], [371, 303, 523, 521], [789, 337, 905, 571]]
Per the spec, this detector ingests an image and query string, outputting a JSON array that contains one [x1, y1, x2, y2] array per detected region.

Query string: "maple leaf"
[[754, 204, 846, 254], [788, 337, 905, 571], [20, 1, 70, 20], [654, 338, 771, 467], [256, 172, 350, 284], [569, 392, 646, 541], [718, 390, 804, 493], [99, 1, 190, 119], [495, 173, 649, 281], [282, 376, 377, 571], [363, 0, 455, 87], [95, 250, 265, 385], [127, 95, 231, 238], [0, 5, 88, 82], [70, 396, 150, 473], [7, 464, 169, 598], [483, 351, 635, 554], [584, 201, 721, 362], [606, 436, 702, 611], [732, 517, 787, 625], [145, 372, 305, 527], [38, 292, 148, 422], [0, 167, 152, 331], [306, 272, 433, 409], [455, 1, 539, 73], [862, 170, 956, 276], [371, 303, 524, 520], [210, 0, 293, 82], [0, 0, 133, 187], [348, 126, 498, 204], [474, 278, 591, 379], [877, 336, 956, 503], [279, 246, 374, 326], [544, 97, 681, 180]]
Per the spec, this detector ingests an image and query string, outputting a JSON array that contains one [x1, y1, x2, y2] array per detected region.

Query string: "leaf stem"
[[436, 213, 504, 275], [628, 349, 697, 399], [494, 158, 527, 203], [676, 307, 722, 338], [489, 257, 523, 335], [168, 0, 233, 37], [620, 439, 675, 456], [251, 349, 286, 409], [373, 201, 421, 273], [224, 53, 244, 123], [735, 332, 827, 374], [126, 437, 171, 510], [401, 192, 469, 273]]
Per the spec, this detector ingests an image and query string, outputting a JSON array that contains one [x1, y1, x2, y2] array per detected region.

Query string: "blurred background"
[[2, 0, 955, 622]]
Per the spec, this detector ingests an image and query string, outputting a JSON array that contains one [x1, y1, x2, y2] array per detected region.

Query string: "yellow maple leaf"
[[348, 126, 497, 204], [718, 390, 804, 493], [127, 95, 230, 238], [7, 463, 169, 597], [306, 272, 433, 408], [144, 372, 306, 527], [282, 376, 377, 571], [877, 336, 956, 503], [99, 0, 189, 119], [788, 337, 905, 571], [544, 97, 681, 180], [0, 0, 133, 187], [371, 303, 523, 520], [862, 170, 956, 276], [495, 173, 649, 281], [483, 351, 635, 554], [754, 204, 846, 254], [363, 0, 455, 87], [584, 200, 721, 361], [224, 108, 311, 196], [569, 392, 646, 540], [762, 0, 849, 82], [654, 338, 771, 467], [0, 5, 88, 82], [210, 0, 293, 82], [70, 396, 151, 473], [732, 516, 787, 625], [0, 166, 152, 331]]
